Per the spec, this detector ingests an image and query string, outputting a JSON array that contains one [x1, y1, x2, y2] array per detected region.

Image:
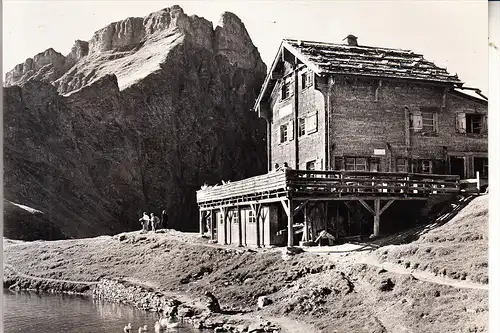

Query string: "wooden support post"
[[323, 202, 328, 231], [280, 199, 289, 213], [374, 199, 380, 237], [210, 210, 216, 241], [250, 203, 262, 248], [256, 204, 262, 248], [237, 206, 242, 246], [199, 210, 204, 236], [380, 200, 395, 215], [221, 208, 228, 245], [294, 200, 309, 216], [476, 171, 480, 193], [288, 199, 294, 247], [303, 203, 309, 242], [359, 199, 375, 215], [335, 202, 339, 240]]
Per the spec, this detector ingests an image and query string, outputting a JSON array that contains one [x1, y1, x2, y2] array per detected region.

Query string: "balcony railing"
[[196, 170, 460, 206], [287, 170, 460, 197]]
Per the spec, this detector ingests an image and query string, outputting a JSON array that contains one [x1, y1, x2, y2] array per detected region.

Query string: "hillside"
[[3, 6, 267, 239], [3, 195, 488, 333]]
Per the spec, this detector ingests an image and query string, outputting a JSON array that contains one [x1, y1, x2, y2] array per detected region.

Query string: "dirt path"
[[227, 313, 320, 333], [337, 254, 488, 291], [4, 263, 98, 286]]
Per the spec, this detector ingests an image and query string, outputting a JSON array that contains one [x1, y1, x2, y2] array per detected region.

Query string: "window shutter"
[[306, 112, 318, 134], [456, 112, 466, 133], [412, 113, 423, 130], [288, 120, 294, 141], [482, 115, 488, 134]]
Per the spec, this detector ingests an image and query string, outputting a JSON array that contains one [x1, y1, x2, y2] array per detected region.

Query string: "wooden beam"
[[373, 199, 380, 237], [280, 199, 290, 217], [237, 206, 242, 247], [293, 200, 309, 216], [359, 199, 375, 215], [380, 199, 395, 215], [344, 201, 356, 214], [199, 210, 204, 236], [287, 199, 294, 247], [290, 196, 428, 201], [220, 207, 228, 245], [303, 203, 309, 242], [256, 203, 262, 248], [210, 209, 216, 241]]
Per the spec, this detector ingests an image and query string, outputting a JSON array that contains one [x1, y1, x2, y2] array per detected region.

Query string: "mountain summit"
[[3, 6, 267, 239]]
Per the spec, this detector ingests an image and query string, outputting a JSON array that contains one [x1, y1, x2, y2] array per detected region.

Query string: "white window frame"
[[345, 157, 368, 171], [248, 210, 256, 224]]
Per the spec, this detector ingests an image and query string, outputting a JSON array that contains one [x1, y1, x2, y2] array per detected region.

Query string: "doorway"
[[450, 156, 466, 179]]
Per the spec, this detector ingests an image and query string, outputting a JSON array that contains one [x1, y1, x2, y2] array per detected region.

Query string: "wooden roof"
[[284, 39, 462, 84], [254, 38, 463, 113]]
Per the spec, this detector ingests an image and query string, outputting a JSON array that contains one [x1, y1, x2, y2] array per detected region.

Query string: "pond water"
[[3, 289, 205, 333]]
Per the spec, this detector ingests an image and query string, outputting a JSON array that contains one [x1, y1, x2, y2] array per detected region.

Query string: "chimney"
[[343, 34, 358, 46]]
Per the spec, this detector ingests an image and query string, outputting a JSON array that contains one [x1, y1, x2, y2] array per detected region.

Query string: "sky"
[[2, 0, 488, 95]]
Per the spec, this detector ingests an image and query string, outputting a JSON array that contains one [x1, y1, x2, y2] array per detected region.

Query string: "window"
[[421, 160, 432, 174], [410, 159, 433, 173], [281, 77, 292, 100], [369, 158, 381, 172], [474, 157, 488, 178], [396, 158, 407, 172], [232, 211, 239, 224], [306, 160, 316, 171], [457, 113, 487, 134], [410, 109, 437, 132], [298, 118, 306, 137], [301, 70, 313, 89], [334, 157, 343, 171], [218, 214, 224, 225], [305, 113, 318, 134], [409, 112, 422, 131], [421, 112, 435, 132], [466, 114, 482, 134], [248, 210, 256, 223], [280, 124, 288, 143], [345, 157, 367, 171]]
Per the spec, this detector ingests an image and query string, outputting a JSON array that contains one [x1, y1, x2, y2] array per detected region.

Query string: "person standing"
[[161, 210, 168, 230], [139, 212, 150, 233], [150, 213, 160, 233]]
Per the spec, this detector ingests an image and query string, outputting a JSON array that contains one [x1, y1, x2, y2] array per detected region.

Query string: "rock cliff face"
[[3, 6, 267, 239]]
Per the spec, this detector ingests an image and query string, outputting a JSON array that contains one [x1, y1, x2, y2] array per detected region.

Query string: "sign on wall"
[[277, 103, 293, 119], [374, 149, 386, 156]]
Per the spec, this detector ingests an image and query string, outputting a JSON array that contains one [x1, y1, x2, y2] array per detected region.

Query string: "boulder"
[[257, 296, 272, 309]]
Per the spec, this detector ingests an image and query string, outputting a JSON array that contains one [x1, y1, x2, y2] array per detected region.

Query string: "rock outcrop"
[[3, 6, 267, 239]]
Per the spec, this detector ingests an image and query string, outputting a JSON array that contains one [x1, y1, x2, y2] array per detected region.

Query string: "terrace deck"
[[196, 170, 460, 209]]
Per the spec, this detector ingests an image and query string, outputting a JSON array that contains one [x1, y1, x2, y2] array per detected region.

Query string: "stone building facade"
[[255, 36, 488, 183]]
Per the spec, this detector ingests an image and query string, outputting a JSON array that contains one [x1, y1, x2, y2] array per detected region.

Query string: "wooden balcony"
[[196, 170, 460, 209]]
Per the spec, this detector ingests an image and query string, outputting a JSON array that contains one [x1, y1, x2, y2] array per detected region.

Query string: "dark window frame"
[[280, 124, 288, 143], [298, 118, 306, 137]]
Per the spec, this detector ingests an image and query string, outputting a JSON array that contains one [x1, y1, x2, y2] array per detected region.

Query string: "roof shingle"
[[284, 39, 462, 84]]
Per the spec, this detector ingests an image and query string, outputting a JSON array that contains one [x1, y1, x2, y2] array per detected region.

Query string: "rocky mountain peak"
[[215, 11, 265, 72], [4, 6, 267, 240]]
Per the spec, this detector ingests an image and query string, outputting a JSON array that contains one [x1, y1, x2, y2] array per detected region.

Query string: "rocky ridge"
[[3, 6, 267, 239]]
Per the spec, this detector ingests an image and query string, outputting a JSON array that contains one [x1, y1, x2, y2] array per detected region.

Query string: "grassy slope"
[[3, 195, 489, 333], [374, 194, 488, 284]]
